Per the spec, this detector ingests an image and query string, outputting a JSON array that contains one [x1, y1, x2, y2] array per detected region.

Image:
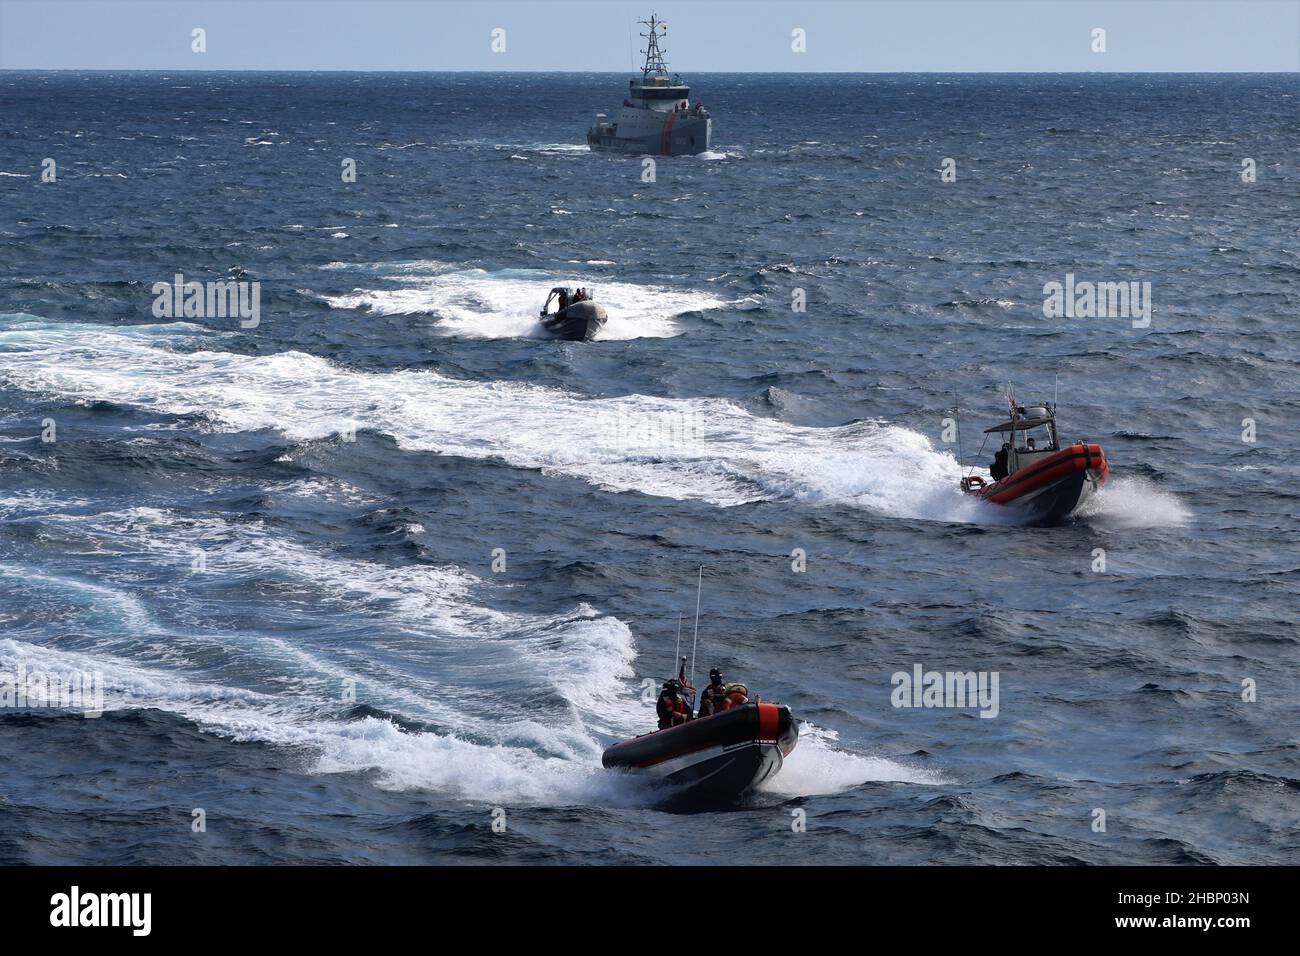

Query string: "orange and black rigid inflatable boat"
[[961, 399, 1109, 525], [602, 699, 798, 800]]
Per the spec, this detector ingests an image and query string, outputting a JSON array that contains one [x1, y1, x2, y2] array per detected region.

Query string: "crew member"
[[991, 444, 1009, 481], [656, 680, 690, 730], [697, 668, 728, 718], [723, 684, 748, 709], [557, 287, 569, 311]]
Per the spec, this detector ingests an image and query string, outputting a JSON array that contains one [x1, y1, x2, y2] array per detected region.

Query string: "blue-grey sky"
[[1, 0, 1297, 71]]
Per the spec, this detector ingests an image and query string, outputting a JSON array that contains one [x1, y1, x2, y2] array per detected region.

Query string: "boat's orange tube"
[[979, 442, 1108, 504]]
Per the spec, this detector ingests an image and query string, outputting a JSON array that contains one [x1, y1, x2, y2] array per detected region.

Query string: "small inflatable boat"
[[602, 700, 798, 801], [961, 397, 1108, 525], [539, 287, 607, 341]]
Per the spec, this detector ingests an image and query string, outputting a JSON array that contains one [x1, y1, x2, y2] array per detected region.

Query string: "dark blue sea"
[[0, 72, 1296, 864]]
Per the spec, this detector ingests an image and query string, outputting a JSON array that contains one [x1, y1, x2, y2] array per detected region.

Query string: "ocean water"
[[0, 72, 1296, 865]]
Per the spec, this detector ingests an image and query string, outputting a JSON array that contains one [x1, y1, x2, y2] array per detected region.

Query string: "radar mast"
[[639, 13, 671, 79]]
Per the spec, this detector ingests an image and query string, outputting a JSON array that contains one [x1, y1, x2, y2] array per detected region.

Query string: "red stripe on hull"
[[757, 702, 779, 742], [660, 110, 676, 155]]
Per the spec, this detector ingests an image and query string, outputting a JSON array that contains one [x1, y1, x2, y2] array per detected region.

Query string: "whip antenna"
[[953, 400, 964, 477], [690, 565, 703, 688], [673, 612, 682, 674]]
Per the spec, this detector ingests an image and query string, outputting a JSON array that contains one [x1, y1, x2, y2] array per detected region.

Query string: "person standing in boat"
[[556, 287, 569, 312], [656, 680, 691, 730], [991, 444, 1009, 481], [697, 668, 728, 718]]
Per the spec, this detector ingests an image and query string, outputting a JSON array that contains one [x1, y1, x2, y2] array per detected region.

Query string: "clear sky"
[[1, 0, 1297, 72]]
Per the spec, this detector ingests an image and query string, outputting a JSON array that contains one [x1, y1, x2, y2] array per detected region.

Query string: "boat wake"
[[321, 262, 723, 340], [0, 500, 907, 807], [0, 503, 660, 806], [0, 315, 1000, 524]]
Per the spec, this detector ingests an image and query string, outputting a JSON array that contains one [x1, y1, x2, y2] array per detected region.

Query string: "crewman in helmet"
[[656, 679, 690, 730], [697, 668, 728, 718]]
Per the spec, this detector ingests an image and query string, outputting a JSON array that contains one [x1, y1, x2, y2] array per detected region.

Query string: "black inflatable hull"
[[541, 301, 607, 342], [997, 468, 1092, 525], [602, 703, 798, 801]]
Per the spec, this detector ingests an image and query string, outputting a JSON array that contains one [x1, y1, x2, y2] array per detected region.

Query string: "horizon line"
[[3, 68, 1297, 75]]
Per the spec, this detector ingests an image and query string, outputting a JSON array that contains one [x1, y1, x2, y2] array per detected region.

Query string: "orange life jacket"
[[719, 684, 749, 711]]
